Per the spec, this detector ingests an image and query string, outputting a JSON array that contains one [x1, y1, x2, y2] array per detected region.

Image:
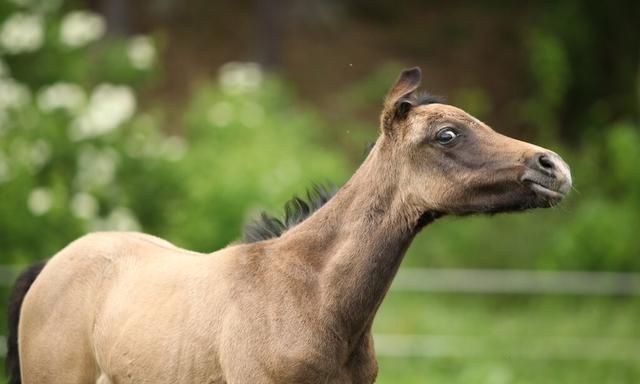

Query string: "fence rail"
[[374, 334, 640, 361], [392, 268, 640, 295], [3, 265, 640, 295]]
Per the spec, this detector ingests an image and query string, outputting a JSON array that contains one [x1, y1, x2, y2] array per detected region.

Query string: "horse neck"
[[276, 143, 433, 343]]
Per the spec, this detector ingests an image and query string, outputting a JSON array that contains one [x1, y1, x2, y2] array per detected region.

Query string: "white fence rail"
[[3, 265, 640, 295], [374, 334, 640, 361], [392, 268, 640, 295]]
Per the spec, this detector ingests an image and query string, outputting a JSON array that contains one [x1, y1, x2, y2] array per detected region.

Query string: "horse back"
[[18, 231, 219, 383]]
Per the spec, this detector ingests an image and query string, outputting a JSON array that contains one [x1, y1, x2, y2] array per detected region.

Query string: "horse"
[[6, 67, 571, 383]]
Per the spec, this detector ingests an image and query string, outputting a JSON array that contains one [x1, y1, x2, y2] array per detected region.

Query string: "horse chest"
[[218, 305, 377, 383], [259, 338, 378, 384]]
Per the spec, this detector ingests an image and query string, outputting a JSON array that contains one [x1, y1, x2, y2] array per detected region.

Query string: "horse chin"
[[451, 189, 556, 216], [523, 181, 568, 208], [491, 181, 570, 212]]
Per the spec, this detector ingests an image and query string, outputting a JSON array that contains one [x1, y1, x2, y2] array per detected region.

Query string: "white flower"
[[70, 192, 98, 219], [91, 207, 140, 231], [0, 77, 31, 110], [37, 82, 86, 113], [59, 10, 106, 48], [75, 145, 119, 189], [27, 187, 52, 215], [161, 136, 187, 161], [0, 13, 44, 54], [70, 84, 136, 140], [219, 62, 263, 94], [107, 207, 140, 231], [29, 139, 51, 169], [127, 36, 155, 70]]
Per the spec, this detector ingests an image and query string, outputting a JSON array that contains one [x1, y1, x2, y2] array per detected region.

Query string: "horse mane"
[[243, 184, 338, 243], [415, 92, 445, 105]]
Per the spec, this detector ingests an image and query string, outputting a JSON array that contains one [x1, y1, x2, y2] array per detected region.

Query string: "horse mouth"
[[523, 179, 567, 200], [521, 176, 572, 206]]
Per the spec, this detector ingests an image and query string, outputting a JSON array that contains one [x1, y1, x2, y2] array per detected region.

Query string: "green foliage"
[[0, 4, 348, 261], [400, 2, 640, 272], [544, 122, 640, 271], [0, 0, 637, 271], [0, 2, 175, 263], [0, 1, 639, 383], [164, 64, 348, 251], [521, 30, 570, 142], [451, 87, 492, 121]]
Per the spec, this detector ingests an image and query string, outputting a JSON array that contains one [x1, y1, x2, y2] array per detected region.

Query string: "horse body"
[[10, 67, 572, 383], [20, 232, 376, 383]]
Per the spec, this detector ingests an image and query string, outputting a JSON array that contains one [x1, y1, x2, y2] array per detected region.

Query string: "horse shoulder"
[[90, 242, 231, 382], [216, 245, 346, 381]]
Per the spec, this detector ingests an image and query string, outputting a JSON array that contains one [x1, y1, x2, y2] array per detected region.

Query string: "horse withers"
[[7, 67, 571, 384]]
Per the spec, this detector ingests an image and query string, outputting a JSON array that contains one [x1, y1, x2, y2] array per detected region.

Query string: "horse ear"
[[381, 67, 421, 136]]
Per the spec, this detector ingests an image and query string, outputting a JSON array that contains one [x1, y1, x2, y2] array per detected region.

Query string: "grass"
[[376, 357, 640, 384], [373, 291, 640, 383]]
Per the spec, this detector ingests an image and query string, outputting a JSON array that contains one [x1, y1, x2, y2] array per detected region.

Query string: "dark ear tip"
[[400, 67, 421, 82]]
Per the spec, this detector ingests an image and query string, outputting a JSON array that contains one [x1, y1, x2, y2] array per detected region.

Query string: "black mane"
[[415, 92, 446, 105], [243, 184, 338, 243]]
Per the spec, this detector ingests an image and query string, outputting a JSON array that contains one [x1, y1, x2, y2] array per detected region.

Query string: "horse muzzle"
[[521, 151, 572, 204]]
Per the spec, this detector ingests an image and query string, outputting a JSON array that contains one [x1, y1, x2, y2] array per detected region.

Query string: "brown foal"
[[7, 67, 571, 384]]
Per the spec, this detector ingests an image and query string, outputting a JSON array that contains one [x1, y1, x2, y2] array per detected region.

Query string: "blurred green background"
[[0, 0, 639, 383]]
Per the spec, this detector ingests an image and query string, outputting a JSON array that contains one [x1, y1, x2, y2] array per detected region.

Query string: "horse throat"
[[277, 149, 433, 345]]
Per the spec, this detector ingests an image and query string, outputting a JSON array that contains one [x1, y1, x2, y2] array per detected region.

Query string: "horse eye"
[[436, 128, 458, 145]]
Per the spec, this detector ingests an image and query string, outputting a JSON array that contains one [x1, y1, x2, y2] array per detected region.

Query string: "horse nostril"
[[524, 151, 572, 193], [537, 154, 555, 171]]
